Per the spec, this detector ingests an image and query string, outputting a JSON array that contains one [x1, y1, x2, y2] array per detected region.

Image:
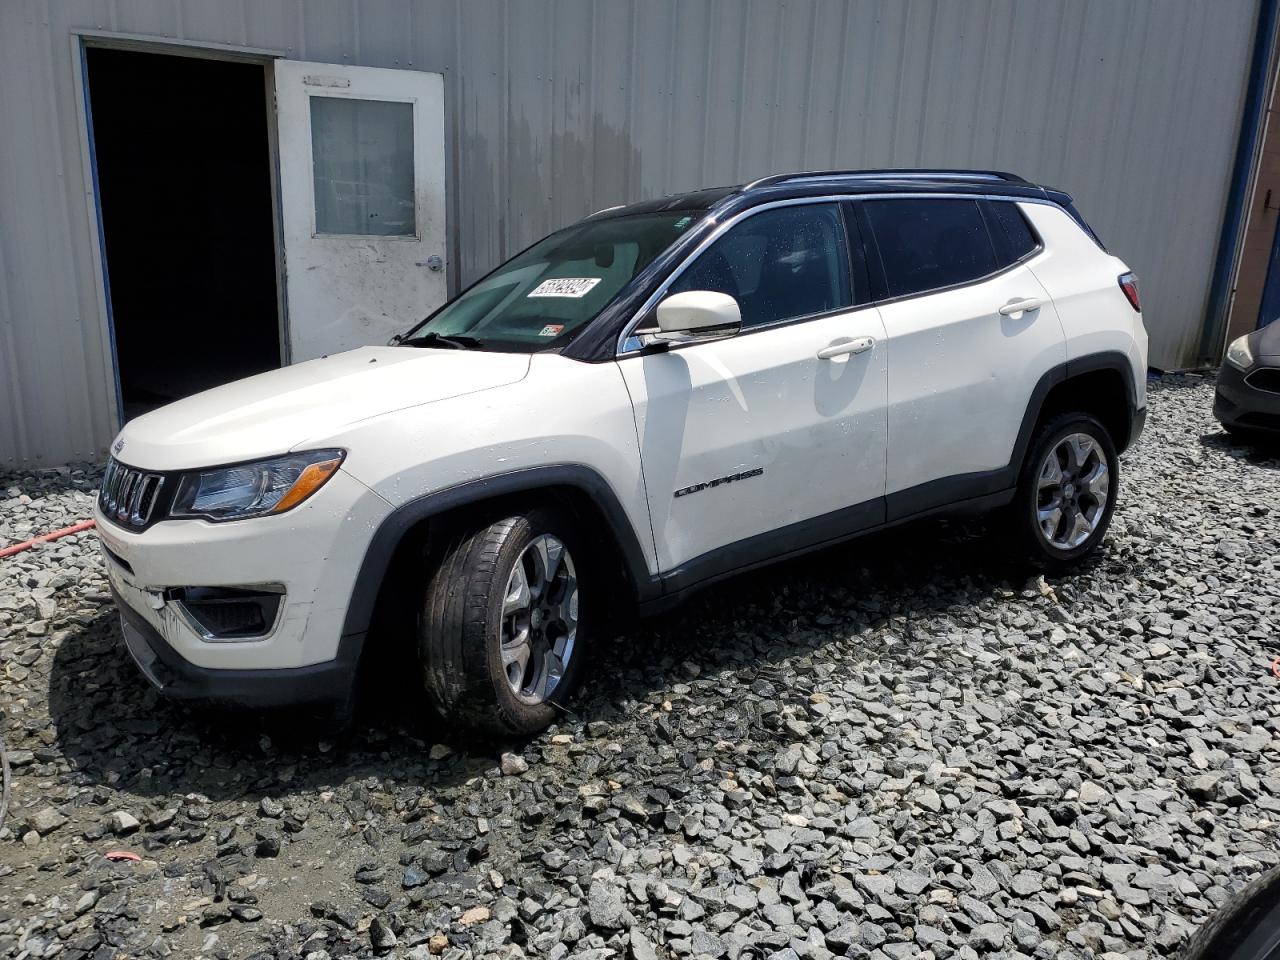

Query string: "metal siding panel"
[[735, 1, 773, 180], [585, 0, 634, 208], [801, 1, 848, 168], [1, 0, 112, 465], [349, 0, 415, 66], [505, 0, 553, 248], [0, 82, 29, 464], [629, 0, 670, 198], [666, 0, 714, 194], [176, 0, 246, 45], [543, 0, 588, 227], [833, 0, 880, 168], [296, 0, 354, 63], [1, 4, 60, 462], [770, 0, 818, 177], [110, 0, 180, 36], [239, 1, 297, 52], [0, 0, 1264, 465], [452, 0, 505, 285], [700, 0, 746, 186]]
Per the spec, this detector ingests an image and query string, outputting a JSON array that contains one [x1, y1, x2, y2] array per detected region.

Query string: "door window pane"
[[671, 203, 851, 328], [311, 97, 415, 236], [865, 199, 997, 298]]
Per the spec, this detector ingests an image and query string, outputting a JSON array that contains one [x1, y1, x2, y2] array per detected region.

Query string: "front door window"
[[670, 203, 852, 328]]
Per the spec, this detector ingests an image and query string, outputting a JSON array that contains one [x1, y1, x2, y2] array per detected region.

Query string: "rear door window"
[[670, 203, 852, 329], [864, 198, 998, 299]]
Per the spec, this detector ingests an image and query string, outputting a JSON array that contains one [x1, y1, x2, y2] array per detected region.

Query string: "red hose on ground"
[[0, 519, 96, 559]]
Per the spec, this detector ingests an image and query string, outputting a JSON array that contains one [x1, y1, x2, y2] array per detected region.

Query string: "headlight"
[[170, 450, 345, 522], [1226, 334, 1255, 370]]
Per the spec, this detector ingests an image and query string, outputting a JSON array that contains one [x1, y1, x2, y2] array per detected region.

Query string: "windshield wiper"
[[398, 332, 484, 350]]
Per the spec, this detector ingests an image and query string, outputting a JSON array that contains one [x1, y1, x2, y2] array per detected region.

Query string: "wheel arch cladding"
[[338, 465, 656, 659], [1043, 352, 1137, 453]]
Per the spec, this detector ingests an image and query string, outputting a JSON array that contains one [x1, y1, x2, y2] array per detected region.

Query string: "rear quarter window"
[[984, 200, 1040, 265], [864, 198, 998, 299]]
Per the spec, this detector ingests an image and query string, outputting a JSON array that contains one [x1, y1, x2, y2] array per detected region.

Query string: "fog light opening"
[[168, 585, 284, 641]]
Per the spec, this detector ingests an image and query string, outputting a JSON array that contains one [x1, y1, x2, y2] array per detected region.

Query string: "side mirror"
[[646, 290, 742, 346]]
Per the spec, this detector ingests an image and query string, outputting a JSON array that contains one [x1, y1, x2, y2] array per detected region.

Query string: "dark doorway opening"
[[86, 47, 281, 420]]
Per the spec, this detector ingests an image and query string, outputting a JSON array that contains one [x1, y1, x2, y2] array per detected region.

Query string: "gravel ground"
[[2, 374, 1279, 960]]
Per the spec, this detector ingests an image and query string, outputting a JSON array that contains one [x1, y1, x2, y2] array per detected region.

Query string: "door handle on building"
[[817, 336, 875, 359], [998, 297, 1044, 316]]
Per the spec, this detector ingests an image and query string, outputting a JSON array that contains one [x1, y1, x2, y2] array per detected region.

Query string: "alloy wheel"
[[500, 534, 579, 705], [1035, 432, 1110, 550]]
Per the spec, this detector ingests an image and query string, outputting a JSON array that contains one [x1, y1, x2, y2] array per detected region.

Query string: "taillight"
[[1118, 272, 1140, 312]]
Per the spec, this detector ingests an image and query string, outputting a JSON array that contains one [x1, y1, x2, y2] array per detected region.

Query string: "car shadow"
[[571, 514, 1125, 725], [45, 605, 493, 803], [1200, 429, 1280, 469], [46, 513, 1130, 804]]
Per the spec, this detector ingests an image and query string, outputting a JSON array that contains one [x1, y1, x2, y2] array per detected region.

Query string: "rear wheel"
[[1012, 412, 1118, 566], [419, 508, 587, 736]]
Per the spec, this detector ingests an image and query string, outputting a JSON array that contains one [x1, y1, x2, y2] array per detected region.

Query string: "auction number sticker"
[[527, 277, 601, 298]]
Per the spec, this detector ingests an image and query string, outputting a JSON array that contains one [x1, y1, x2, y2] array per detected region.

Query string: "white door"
[[619, 201, 888, 581], [274, 61, 447, 361]]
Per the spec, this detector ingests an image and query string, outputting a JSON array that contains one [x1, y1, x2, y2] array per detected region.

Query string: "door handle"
[[817, 336, 875, 359], [998, 297, 1044, 316]]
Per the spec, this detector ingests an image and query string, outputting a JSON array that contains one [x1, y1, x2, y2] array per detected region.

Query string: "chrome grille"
[[99, 458, 165, 529]]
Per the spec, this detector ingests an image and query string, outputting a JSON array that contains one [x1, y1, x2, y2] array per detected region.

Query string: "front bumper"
[[96, 467, 391, 705], [1214, 359, 1280, 433], [115, 587, 356, 707]]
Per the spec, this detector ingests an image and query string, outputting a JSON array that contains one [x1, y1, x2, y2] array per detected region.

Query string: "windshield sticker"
[[674, 216, 693, 229], [527, 277, 602, 299], [538, 324, 565, 337]]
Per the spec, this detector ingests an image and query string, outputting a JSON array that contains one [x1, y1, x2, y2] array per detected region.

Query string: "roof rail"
[[743, 168, 1031, 190]]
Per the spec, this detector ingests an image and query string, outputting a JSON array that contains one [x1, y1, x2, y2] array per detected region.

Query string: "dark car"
[[1215, 322, 1280, 437]]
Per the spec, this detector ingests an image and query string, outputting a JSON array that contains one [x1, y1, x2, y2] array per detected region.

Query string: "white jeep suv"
[[96, 169, 1147, 735]]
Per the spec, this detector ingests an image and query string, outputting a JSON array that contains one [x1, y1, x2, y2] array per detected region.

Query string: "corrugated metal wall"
[[0, 0, 1261, 466]]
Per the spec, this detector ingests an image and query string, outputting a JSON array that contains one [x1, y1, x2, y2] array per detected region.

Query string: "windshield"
[[400, 210, 704, 351]]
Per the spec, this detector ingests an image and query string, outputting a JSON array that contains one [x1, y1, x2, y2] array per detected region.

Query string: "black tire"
[[1181, 866, 1280, 960], [419, 508, 589, 737], [1011, 412, 1119, 567]]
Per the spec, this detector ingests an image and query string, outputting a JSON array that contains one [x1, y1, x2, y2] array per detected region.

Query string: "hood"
[[1256, 320, 1280, 358], [114, 347, 531, 471]]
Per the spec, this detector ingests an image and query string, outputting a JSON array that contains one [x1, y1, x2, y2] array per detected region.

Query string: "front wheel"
[[420, 509, 588, 737], [1011, 412, 1119, 567]]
